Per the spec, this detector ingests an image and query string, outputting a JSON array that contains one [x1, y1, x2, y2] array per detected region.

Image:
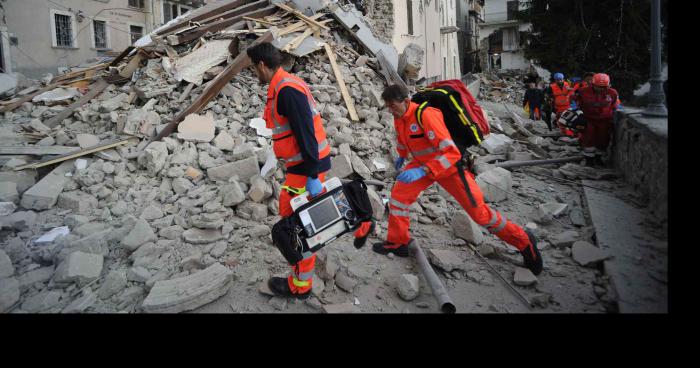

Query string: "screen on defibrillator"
[[306, 197, 341, 232]]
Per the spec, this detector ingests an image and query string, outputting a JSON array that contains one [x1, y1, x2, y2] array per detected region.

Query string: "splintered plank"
[[141, 263, 233, 313], [43, 78, 109, 128], [275, 2, 330, 31], [13, 138, 136, 171], [0, 146, 77, 155], [323, 43, 359, 122]]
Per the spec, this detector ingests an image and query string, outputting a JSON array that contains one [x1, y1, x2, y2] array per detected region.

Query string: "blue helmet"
[[571, 77, 581, 82], [553, 73, 564, 81]]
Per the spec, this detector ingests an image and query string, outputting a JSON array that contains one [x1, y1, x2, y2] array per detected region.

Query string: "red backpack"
[[428, 79, 490, 136]]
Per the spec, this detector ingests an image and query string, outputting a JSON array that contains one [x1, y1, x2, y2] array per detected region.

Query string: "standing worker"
[[247, 43, 374, 298], [573, 73, 620, 167], [523, 82, 544, 121], [545, 72, 575, 140], [373, 85, 544, 276]]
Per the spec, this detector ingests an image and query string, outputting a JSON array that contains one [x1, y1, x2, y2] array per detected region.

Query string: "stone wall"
[[364, 0, 395, 44], [612, 109, 668, 222]]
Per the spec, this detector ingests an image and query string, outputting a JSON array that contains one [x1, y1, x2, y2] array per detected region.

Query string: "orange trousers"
[[387, 164, 531, 251]]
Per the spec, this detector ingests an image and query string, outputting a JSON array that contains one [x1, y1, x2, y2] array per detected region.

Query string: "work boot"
[[372, 241, 409, 257], [353, 219, 376, 249], [267, 277, 311, 300], [520, 230, 543, 275]]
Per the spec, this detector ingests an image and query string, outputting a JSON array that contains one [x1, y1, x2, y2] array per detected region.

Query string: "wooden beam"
[[0, 146, 78, 155], [43, 78, 109, 128], [274, 3, 330, 31], [323, 43, 359, 122], [118, 51, 145, 78], [174, 3, 275, 45], [109, 46, 136, 66], [278, 13, 324, 35], [177, 82, 195, 103], [156, 0, 249, 36], [153, 31, 274, 142], [14, 138, 137, 171], [243, 16, 277, 26], [283, 27, 313, 52]]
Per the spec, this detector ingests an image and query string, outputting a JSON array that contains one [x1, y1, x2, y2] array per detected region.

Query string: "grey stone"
[[0, 210, 37, 231], [569, 208, 586, 226], [0, 277, 20, 312], [329, 154, 353, 179], [74, 222, 111, 237], [160, 225, 185, 240], [98, 270, 128, 299], [0, 182, 19, 204], [549, 230, 580, 248], [237, 201, 268, 221], [76, 133, 99, 149], [16, 266, 54, 290], [21, 290, 62, 312], [121, 218, 157, 252], [269, 296, 288, 311], [127, 266, 152, 283], [57, 191, 98, 213], [475, 167, 513, 202], [397, 274, 419, 301], [183, 228, 223, 244], [427, 249, 464, 272], [335, 272, 358, 292], [138, 141, 169, 175], [533, 202, 568, 224], [141, 263, 233, 313], [0, 250, 14, 278], [221, 181, 246, 207], [350, 155, 372, 179], [247, 175, 272, 203], [451, 211, 484, 245], [481, 133, 513, 154], [0, 202, 15, 216], [571, 241, 609, 267], [207, 156, 259, 182], [366, 188, 384, 220], [171, 178, 194, 195], [513, 267, 537, 286], [140, 204, 164, 220], [177, 113, 215, 143], [54, 251, 104, 285], [212, 130, 235, 151], [0, 171, 37, 195], [124, 109, 160, 137]]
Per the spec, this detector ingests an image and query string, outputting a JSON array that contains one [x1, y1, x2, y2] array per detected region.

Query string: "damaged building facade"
[[478, 0, 530, 72], [0, 0, 205, 79], [455, 0, 484, 74]]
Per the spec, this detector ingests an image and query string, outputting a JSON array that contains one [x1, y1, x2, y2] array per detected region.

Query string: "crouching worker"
[[247, 42, 375, 298], [374, 84, 544, 275]]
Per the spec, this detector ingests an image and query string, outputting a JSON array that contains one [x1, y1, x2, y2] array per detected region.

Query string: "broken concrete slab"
[[571, 241, 609, 267], [121, 218, 157, 252], [32, 87, 81, 103], [329, 154, 353, 179], [0, 210, 37, 231], [366, 187, 384, 220], [20, 160, 74, 210], [207, 156, 259, 182], [97, 269, 128, 300], [513, 267, 537, 286], [351, 155, 372, 180], [141, 263, 233, 313], [124, 108, 160, 137], [0, 171, 37, 194], [20, 289, 63, 312], [532, 202, 568, 224], [76, 134, 100, 149], [398, 43, 424, 80], [16, 266, 54, 291], [177, 112, 216, 143], [427, 249, 464, 272], [0, 250, 14, 278], [212, 130, 235, 151], [451, 211, 484, 245], [57, 191, 98, 213], [397, 274, 419, 301], [221, 181, 246, 207], [54, 251, 104, 286], [475, 167, 513, 203], [173, 39, 231, 85], [247, 175, 272, 203], [481, 133, 514, 154], [138, 141, 169, 176]]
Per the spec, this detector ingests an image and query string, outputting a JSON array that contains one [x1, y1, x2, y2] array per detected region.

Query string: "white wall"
[[391, 0, 443, 82]]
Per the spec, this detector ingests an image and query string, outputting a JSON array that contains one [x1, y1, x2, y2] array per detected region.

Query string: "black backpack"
[[411, 85, 485, 153]]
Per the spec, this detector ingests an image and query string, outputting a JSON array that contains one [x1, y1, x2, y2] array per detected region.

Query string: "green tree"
[[517, 0, 667, 100]]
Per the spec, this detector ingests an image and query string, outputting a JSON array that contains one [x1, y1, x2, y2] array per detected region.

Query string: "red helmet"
[[592, 73, 610, 87]]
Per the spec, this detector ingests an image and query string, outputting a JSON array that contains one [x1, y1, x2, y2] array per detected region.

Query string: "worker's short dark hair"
[[246, 42, 281, 69], [584, 72, 595, 78], [381, 84, 409, 103]]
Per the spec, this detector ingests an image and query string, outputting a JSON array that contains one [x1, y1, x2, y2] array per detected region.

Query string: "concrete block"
[[20, 161, 73, 210]]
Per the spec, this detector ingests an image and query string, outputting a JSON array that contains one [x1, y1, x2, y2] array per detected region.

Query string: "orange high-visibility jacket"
[[263, 68, 330, 168], [395, 102, 462, 179], [550, 82, 573, 112]]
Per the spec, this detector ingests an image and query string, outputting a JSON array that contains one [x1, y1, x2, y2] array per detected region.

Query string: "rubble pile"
[[0, 1, 620, 314], [478, 72, 526, 105]]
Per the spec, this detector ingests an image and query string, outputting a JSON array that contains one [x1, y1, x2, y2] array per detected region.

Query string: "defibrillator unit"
[[271, 177, 373, 265]]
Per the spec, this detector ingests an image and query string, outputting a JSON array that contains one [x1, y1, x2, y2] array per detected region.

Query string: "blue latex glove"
[[397, 167, 427, 183], [306, 176, 323, 197], [394, 157, 406, 171]]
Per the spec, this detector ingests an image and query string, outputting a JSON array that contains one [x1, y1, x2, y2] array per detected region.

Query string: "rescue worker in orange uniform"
[[247, 43, 374, 298], [573, 73, 620, 167], [545, 72, 575, 140], [373, 85, 543, 275]]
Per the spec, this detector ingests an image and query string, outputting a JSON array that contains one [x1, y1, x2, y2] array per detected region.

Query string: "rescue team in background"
[[247, 42, 544, 299], [523, 71, 620, 167]]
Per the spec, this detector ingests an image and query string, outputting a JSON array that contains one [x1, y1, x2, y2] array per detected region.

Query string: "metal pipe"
[[643, 0, 667, 117], [494, 156, 583, 169], [408, 240, 456, 314], [340, 178, 386, 187]]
